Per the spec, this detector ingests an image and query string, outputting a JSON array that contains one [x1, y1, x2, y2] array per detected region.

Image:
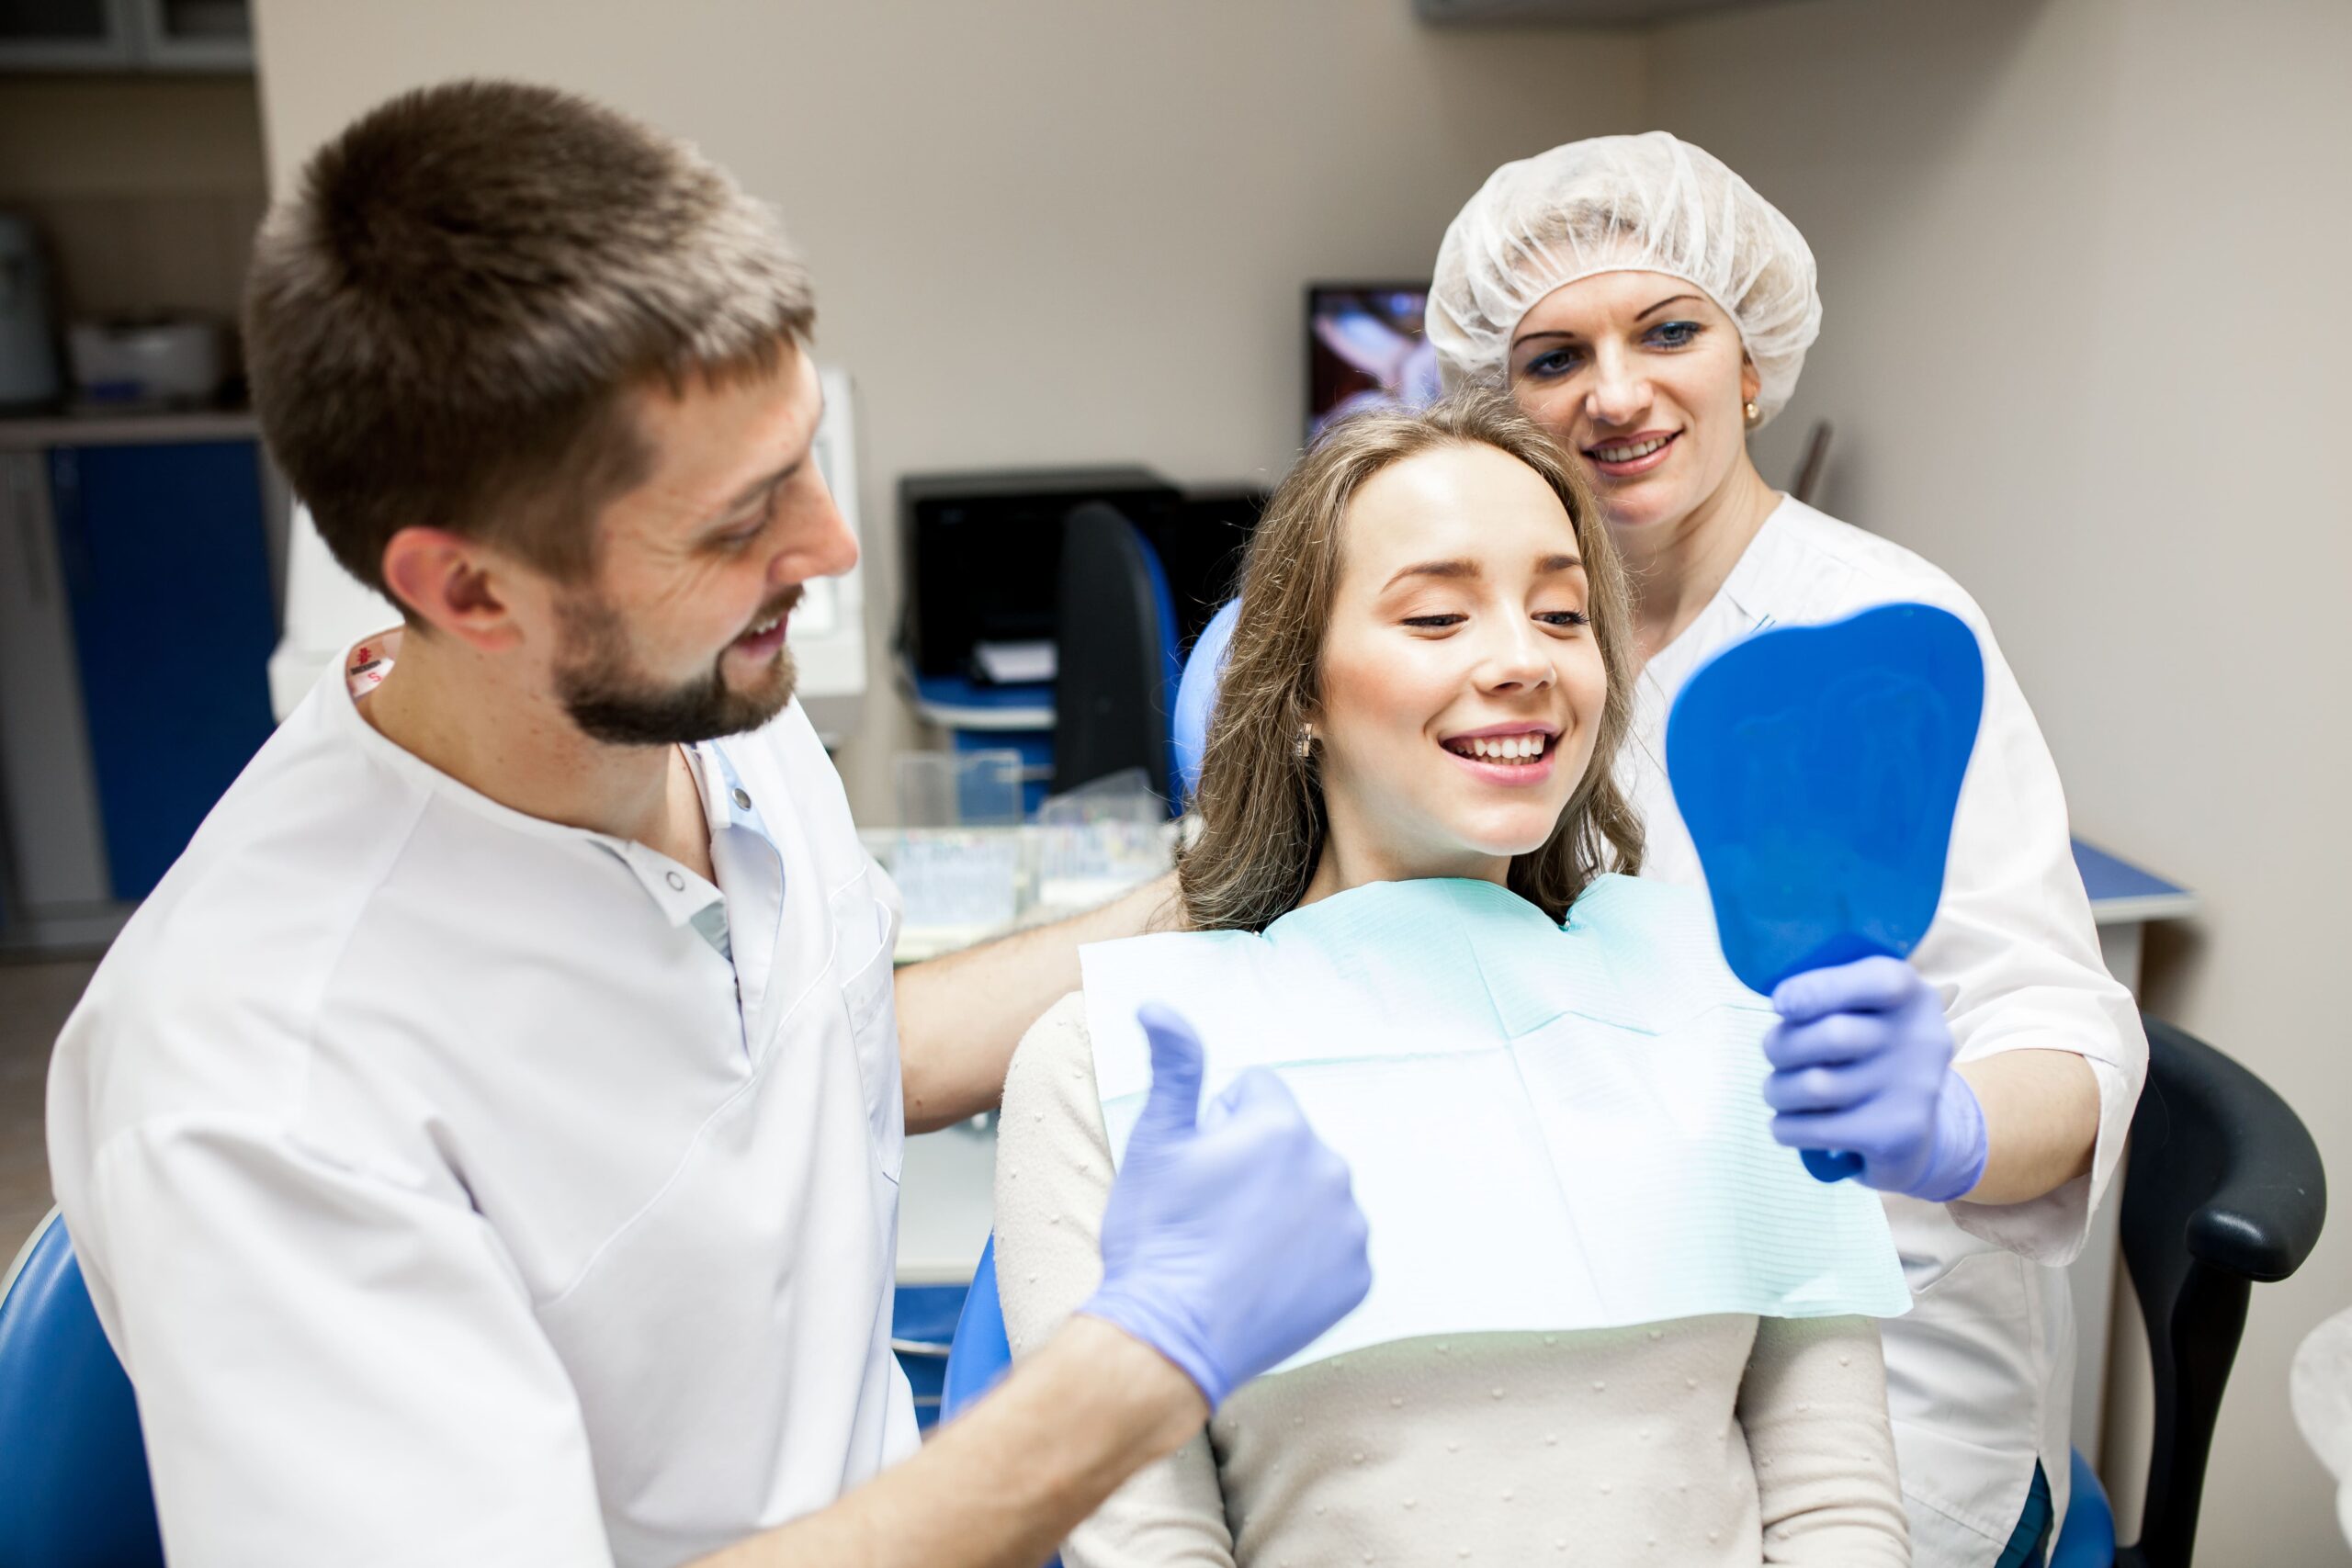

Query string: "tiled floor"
[[1, 958, 96, 1257]]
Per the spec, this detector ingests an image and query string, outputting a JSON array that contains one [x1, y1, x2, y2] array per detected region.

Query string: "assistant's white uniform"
[[47, 633, 915, 1568], [1618, 497, 2146, 1568]]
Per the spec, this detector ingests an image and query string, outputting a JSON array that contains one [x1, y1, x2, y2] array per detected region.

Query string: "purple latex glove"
[[1080, 1003, 1372, 1408], [1762, 955, 1990, 1202]]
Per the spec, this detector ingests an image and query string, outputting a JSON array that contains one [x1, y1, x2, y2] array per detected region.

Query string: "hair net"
[[1428, 131, 1821, 426]]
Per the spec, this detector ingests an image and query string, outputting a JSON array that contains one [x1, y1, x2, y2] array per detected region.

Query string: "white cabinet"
[[0, 450, 119, 950], [0, 0, 252, 72]]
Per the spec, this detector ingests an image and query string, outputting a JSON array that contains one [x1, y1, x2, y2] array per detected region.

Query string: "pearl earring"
[[1743, 400, 1761, 429]]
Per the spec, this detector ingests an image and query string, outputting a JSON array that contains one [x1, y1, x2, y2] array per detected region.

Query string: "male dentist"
[[46, 80, 1369, 1568]]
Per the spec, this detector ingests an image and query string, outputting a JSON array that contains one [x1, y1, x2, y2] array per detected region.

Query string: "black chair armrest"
[[2142, 1017, 2327, 1283], [2189, 1196, 2323, 1283]]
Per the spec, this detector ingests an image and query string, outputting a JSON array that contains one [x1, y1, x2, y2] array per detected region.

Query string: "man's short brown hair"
[[245, 80, 815, 599]]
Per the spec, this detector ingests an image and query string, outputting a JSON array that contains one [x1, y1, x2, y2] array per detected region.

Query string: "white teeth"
[[1594, 434, 1670, 463], [1457, 733, 1548, 763]]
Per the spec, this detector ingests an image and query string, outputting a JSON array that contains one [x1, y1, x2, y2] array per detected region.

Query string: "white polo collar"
[[322, 629, 770, 939]]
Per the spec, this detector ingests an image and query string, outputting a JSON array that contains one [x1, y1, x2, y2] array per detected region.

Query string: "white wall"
[[248, 0, 1647, 816], [1647, 0, 2352, 1557]]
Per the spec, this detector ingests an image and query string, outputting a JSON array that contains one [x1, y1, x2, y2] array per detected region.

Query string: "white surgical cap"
[[1428, 131, 1822, 427]]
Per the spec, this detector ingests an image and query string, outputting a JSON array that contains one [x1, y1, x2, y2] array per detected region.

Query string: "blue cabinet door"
[[47, 441, 277, 900]]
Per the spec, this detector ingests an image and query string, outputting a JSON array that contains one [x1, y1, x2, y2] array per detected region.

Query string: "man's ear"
[[379, 526, 527, 652]]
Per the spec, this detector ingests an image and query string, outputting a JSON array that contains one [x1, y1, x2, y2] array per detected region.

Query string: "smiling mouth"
[[1441, 731, 1556, 766], [1588, 433, 1677, 464], [733, 587, 804, 648]]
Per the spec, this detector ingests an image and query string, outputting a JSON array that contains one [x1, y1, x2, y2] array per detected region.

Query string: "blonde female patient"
[[993, 393, 1910, 1566]]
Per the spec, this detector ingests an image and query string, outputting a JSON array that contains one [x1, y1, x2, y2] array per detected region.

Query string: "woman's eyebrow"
[[1381, 555, 1581, 591], [1513, 294, 1702, 348], [1383, 558, 1479, 590]]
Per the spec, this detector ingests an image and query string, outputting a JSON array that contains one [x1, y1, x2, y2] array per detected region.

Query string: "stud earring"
[[1743, 400, 1761, 429], [1295, 726, 1316, 761]]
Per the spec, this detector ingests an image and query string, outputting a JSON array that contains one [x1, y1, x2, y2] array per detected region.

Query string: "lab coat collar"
[[314, 629, 752, 932], [1712, 492, 1814, 629], [1640, 493, 1815, 695]]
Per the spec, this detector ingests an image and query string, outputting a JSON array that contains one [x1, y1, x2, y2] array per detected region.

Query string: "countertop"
[[0, 408, 259, 449]]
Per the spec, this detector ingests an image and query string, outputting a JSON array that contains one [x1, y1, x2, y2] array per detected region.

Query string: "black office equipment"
[[897, 469, 1262, 806], [1053, 502, 1181, 802], [897, 468, 1180, 681]]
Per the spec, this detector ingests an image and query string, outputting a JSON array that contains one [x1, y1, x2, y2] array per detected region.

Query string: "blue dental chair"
[[0, 1209, 166, 1568], [941, 1235, 1062, 1568], [941, 1234, 1014, 1423]]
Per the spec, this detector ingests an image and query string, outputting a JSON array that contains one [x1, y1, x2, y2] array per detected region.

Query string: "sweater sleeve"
[[1738, 1314, 1911, 1565], [994, 991, 1238, 1568]]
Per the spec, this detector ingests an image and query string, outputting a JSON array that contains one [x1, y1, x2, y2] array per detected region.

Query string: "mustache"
[[743, 584, 805, 636]]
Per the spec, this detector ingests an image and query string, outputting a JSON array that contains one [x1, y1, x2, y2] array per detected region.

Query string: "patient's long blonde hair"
[[1180, 391, 1644, 932]]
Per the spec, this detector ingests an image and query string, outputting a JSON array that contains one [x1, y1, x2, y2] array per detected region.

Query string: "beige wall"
[[1648, 0, 2352, 1557], [247, 0, 1647, 816], [245, 0, 2349, 1552], [0, 77, 266, 319]]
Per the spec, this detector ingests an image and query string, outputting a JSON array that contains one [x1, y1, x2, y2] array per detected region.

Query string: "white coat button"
[[665, 871, 685, 891], [731, 787, 752, 809]]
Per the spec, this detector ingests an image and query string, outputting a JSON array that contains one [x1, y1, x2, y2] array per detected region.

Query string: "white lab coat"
[[1618, 497, 2146, 1568], [47, 634, 917, 1567]]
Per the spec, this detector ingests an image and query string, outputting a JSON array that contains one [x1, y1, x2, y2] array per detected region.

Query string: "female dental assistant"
[[1424, 131, 2146, 1567]]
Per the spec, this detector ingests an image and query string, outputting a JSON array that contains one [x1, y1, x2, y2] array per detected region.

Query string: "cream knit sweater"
[[995, 993, 1910, 1567]]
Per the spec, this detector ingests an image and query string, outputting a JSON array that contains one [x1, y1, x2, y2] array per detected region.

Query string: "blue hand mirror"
[[1667, 602, 1984, 1181]]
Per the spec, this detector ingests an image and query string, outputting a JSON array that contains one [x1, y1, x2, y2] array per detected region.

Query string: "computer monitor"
[[1306, 282, 1439, 442]]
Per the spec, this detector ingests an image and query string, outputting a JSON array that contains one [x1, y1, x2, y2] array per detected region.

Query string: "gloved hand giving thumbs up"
[[1080, 1003, 1372, 1409]]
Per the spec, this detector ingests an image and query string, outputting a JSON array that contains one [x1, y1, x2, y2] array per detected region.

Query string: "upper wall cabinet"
[[1415, 0, 1785, 24], [0, 0, 252, 73]]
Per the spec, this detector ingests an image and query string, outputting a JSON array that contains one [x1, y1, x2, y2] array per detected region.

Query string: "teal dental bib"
[[1079, 875, 1909, 1374]]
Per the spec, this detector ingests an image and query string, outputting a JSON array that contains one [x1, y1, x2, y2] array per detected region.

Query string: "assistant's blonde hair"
[[1181, 391, 1643, 932]]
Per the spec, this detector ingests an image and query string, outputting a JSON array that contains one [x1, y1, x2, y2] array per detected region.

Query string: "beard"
[[553, 586, 801, 747]]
